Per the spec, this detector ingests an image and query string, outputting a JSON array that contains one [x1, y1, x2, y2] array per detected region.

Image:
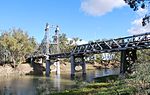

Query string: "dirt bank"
[[0, 60, 120, 76], [50, 61, 120, 73], [0, 64, 33, 76]]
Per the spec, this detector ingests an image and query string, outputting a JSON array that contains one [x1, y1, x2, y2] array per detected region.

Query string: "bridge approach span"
[[30, 32, 150, 59], [28, 32, 150, 76]]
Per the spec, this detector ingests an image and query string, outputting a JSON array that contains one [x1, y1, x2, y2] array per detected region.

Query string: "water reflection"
[[94, 68, 119, 78], [53, 74, 61, 91], [73, 68, 120, 82], [0, 77, 37, 95], [0, 68, 119, 95]]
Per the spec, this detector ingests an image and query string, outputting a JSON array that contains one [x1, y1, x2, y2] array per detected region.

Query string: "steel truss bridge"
[[29, 32, 150, 76]]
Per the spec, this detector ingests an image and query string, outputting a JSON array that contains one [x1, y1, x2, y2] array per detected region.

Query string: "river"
[[0, 68, 119, 95]]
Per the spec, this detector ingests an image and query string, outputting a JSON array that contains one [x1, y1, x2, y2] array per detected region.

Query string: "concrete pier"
[[56, 61, 60, 75], [81, 56, 86, 75], [45, 55, 51, 77], [70, 55, 75, 77]]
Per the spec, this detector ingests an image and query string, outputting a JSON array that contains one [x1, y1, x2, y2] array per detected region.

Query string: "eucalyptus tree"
[[137, 49, 150, 62], [128, 50, 150, 94], [0, 28, 37, 67], [50, 33, 72, 53], [124, 0, 150, 26], [58, 33, 69, 53], [72, 37, 82, 45]]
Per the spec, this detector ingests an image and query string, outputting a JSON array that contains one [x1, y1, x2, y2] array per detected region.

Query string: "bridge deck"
[[29, 32, 150, 59], [72, 32, 150, 55]]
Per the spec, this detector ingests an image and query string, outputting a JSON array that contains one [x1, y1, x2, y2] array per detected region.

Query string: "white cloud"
[[128, 8, 150, 35], [81, 0, 126, 16], [67, 38, 88, 45], [76, 40, 88, 45], [136, 8, 148, 17], [128, 20, 150, 34]]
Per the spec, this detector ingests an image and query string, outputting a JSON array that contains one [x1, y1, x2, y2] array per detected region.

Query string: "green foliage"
[[137, 49, 150, 62], [128, 62, 150, 94], [48, 75, 136, 95], [126, 49, 150, 94], [50, 81, 136, 95], [49, 33, 75, 54], [36, 79, 57, 95], [124, 0, 149, 11], [124, 0, 150, 26], [94, 75, 119, 82], [86, 83, 111, 88], [0, 28, 37, 66], [59, 33, 74, 53]]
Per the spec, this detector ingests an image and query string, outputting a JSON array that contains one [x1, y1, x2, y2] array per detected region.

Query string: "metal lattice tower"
[[42, 23, 50, 54], [55, 25, 60, 53], [51, 25, 60, 54]]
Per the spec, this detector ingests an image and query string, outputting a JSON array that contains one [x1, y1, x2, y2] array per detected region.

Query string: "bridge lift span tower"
[[43, 23, 60, 76]]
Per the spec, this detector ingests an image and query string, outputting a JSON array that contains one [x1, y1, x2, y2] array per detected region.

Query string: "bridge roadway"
[[32, 32, 150, 59], [29, 32, 150, 76]]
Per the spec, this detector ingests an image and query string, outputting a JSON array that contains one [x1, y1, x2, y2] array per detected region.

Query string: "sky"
[[0, 0, 149, 43]]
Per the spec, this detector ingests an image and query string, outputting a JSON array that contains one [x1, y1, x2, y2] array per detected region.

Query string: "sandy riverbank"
[[0, 60, 120, 76], [0, 64, 33, 76]]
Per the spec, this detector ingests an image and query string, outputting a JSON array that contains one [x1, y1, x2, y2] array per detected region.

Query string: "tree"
[[0, 28, 37, 67], [57, 33, 77, 53], [124, 0, 150, 26], [72, 37, 82, 45], [50, 33, 75, 53], [126, 49, 150, 94]]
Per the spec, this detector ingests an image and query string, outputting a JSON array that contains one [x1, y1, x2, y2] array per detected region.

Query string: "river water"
[[0, 68, 119, 95]]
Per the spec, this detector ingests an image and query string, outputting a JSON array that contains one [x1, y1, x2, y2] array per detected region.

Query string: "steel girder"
[[120, 49, 137, 74], [27, 32, 150, 60], [72, 32, 150, 55]]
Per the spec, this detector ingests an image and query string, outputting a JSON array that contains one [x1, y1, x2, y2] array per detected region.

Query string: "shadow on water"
[[27, 62, 45, 76], [0, 68, 119, 95], [70, 68, 119, 82]]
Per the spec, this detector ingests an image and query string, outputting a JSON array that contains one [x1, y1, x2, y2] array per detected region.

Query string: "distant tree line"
[[0, 28, 84, 66]]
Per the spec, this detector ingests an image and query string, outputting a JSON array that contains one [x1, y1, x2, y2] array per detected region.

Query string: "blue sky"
[[0, 0, 149, 43]]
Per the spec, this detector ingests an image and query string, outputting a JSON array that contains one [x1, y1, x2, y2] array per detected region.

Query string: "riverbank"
[[50, 60, 120, 73], [0, 68, 120, 95], [46, 75, 137, 95], [0, 64, 33, 76], [0, 60, 120, 76], [51, 82, 135, 95]]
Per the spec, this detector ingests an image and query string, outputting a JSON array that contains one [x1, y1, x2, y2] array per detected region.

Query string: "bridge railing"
[[72, 32, 150, 55]]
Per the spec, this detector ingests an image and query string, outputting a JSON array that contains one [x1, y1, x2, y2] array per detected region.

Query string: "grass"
[[50, 83, 136, 95], [94, 75, 119, 82], [49, 75, 136, 95]]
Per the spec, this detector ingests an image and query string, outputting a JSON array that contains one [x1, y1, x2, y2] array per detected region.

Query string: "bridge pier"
[[70, 54, 86, 77], [45, 55, 51, 77], [120, 50, 127, 75], [56, 59, 60, 75], [81, 56, 86, 75], [71, 55, 75, 77], [120, 49, 137, 75], [46, 60, 51, 77]]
